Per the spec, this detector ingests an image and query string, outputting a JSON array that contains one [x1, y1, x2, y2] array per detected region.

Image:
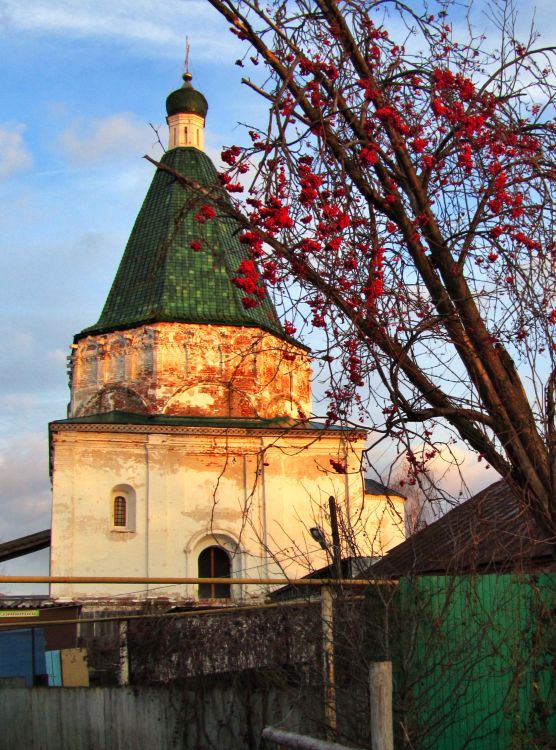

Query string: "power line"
[[0, 593, 372, 630], [0, 574, 394, 617], [84, 547, 335, 600], [0, 575, 390, 586]]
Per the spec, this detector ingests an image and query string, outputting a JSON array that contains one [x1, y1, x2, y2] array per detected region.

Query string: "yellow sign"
[[0, 610, 40, 618]]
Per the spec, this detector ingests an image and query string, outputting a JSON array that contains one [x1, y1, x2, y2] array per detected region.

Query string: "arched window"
[[113, 496, 127, 527], [198, 546, 231, 599], [110, 485, 136, 532]]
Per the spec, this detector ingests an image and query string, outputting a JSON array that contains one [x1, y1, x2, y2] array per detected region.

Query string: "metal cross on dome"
[[184, 37, 190, 75]]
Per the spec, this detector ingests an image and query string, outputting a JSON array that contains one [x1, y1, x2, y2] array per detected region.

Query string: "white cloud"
[[0, 124, 33, 180], [58, 113, 160, 166], [1, 0, 240, 61], [0, 432, 51, 594], [414, 442, 499, 503], [0, 432, 51, 539]]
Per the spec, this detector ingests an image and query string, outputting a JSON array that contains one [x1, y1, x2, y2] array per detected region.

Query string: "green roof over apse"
[[77, 147, 287, 341]]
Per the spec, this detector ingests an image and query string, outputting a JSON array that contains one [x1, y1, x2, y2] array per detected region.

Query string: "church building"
[[48, 70, 405, 605]]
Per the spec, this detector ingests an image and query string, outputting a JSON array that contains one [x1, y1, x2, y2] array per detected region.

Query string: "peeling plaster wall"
[[49, 429, 403, 602], [69, 323, 312, 420], [53, 323, 406, 604]]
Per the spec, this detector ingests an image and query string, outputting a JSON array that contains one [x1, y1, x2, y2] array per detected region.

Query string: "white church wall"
[[49, 427, 385, 602]]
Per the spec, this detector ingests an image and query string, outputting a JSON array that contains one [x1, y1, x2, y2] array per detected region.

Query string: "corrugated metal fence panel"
[[397, 573, 556, 749], [0, 628, 46, 687]]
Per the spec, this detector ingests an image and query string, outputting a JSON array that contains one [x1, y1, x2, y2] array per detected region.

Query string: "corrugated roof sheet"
[[0, 598, 72, 611], [371, 480, 556, 577], [269, 556, 377, 601], [77, 147, 286, 340]]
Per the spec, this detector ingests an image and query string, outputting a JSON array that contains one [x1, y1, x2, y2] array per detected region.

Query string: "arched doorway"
[[197, 546, 231, 599]]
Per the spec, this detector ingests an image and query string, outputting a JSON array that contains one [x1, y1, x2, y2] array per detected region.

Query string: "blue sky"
[[0, 0, 256, 589], [1, 0, 553, 591]]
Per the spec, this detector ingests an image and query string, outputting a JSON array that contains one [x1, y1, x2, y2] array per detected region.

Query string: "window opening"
[[87, 356, 98, 386], [115, 353, 125, 380], [143, 345, 153, 375], [198, 546, 231, 598], [114, 496, 127, 527]]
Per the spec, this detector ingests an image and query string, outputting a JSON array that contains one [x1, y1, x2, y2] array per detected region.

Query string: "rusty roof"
[[370, 480, 556, 577]]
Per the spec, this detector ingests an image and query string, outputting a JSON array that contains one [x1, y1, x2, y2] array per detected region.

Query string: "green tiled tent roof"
[[78, 147, 285, 340]]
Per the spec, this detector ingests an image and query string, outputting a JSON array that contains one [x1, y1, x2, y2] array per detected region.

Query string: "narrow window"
[[110, 485, 136, 532], [114, 496, 127, 527], [143, 345, 153, 375], [114, 353, 125, 381], [87, 356, 98, 386], [198, 546, 231, 599], [184, 126, 188, 144]]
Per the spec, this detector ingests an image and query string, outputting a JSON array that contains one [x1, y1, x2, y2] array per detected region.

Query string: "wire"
[[0, 593, 369, 630], [77, 549, 315, 600], [0, 540, 386, 602], [1, 575, 388, 586]]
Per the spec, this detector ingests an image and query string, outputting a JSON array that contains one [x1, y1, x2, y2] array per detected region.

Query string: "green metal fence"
[[393, 573, 556, 749]]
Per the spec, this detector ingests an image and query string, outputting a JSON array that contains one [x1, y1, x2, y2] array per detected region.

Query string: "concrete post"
[[369, 661, 393, 750], [321, 585, 336, 740], [118, 620, 129, 686]]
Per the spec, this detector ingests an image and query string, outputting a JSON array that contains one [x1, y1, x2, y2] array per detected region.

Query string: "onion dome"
[[166, 72, 208, 119]]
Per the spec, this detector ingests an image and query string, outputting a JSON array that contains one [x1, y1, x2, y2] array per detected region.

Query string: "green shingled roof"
[[78, 147, 285, 340]]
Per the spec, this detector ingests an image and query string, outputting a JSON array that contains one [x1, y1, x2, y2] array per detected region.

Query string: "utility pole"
[[328, 496, 342, 581], [322, 496, 342, 741]]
